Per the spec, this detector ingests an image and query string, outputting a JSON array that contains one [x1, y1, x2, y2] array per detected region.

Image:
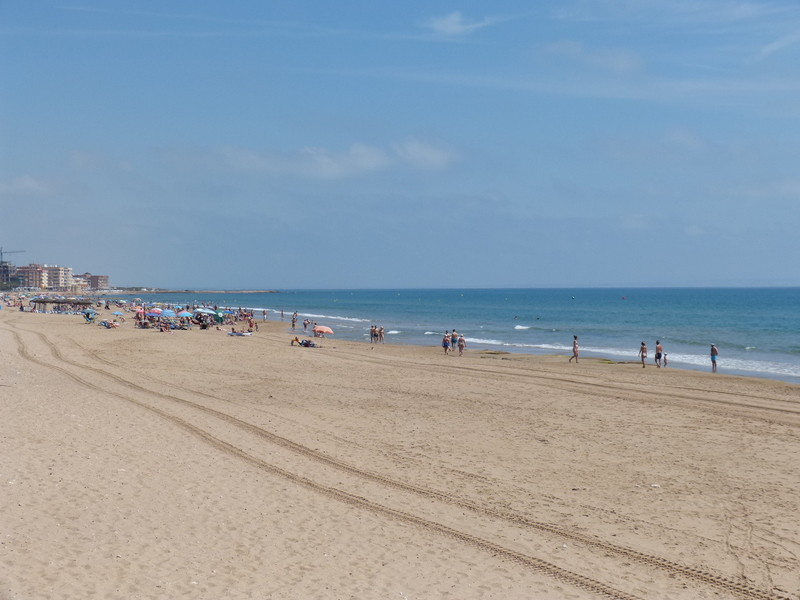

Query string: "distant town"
[[0, 260, 109, 293]]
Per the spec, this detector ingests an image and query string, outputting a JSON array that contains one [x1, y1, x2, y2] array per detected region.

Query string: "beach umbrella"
[[150, 307, 163, 314], [83, 308, 97, 314], [222, 310, 233, 314], [145, 312, 160, 317], [177, 311, 192, 317], [134, 307, 145, 313], [112, 311, 124, 316], [161, 309, 177, 318], [313, 325, 334, 335], [195, 308, 215, 314]]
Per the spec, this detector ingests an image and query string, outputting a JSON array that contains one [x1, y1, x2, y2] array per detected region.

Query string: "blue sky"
[[1, 1, 799, 289]]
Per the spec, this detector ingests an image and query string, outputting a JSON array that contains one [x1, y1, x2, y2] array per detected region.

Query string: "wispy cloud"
[[0, 176, 52, 196], [421, 12, 501, 36], [221, 144, 391, 179], [545, 41, 643, 75], [757, 28, 800, 59], [553, 0, 789, 24], [165, 138, 458, 180], [391, 138, 458, 170]]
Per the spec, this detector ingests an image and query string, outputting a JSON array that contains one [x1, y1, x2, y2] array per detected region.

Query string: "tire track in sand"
[[9, 323, 795, 600]]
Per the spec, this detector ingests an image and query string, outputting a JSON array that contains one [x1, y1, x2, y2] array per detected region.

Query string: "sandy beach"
[[2, 309, 800, 600]]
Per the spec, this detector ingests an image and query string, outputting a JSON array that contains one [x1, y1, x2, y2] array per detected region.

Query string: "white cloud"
[[169, 138, 459, 180], [621, 214, 649, 230], [391, 138, 458, 170], [553, 0, 786, 24], [0, 176, 52, 196], [731, 180, 800, 199], [663, 128, 710, 152], [219, 143, 391, 179], [422, 12, 499, 36], [684, 225, 704, 237], [757, 28, 800, 59], [545, 40, 643, 75]]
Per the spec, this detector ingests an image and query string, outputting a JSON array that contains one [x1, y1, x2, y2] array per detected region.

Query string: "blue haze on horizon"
[[1, 1, 799, 289]]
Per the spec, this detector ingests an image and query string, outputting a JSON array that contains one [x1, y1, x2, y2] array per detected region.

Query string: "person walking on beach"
[[291, 316, 296, 331], [569, 336, 579, 363], [711, 344, 719, 373], [654, 341, 663, 368], [638, 342, 647, 368], [457, 334, 466, 356], [451, 329, 458, 350], [442, 332, 450, 355]]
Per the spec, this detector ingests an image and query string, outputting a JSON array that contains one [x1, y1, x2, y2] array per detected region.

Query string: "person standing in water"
[[569, 336, 579, 363], [710, 344, 718, 373], [638, 342, 647, 368]]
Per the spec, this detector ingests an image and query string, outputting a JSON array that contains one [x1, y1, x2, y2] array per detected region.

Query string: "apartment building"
[[43, 264, 73, 291], [16, 264, 48, 289]]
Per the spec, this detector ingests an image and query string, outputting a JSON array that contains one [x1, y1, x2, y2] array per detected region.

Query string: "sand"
[[2, 309, 800, 600]]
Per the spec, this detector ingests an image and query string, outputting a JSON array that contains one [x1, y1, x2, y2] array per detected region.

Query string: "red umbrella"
[[313, 325, 334, 335]]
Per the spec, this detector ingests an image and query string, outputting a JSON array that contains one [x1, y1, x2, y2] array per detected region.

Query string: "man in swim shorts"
[[638, 342, 647, 368], [654, 341, 663, 368], [710, 344, 718, 373], [442, 332, 450, 355]]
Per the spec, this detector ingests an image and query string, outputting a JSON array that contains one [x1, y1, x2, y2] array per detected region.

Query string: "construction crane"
[[0, 247, 25, 264]]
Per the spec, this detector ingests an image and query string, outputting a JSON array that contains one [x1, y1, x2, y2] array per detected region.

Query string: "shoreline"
[[6, 289, 798, 385]]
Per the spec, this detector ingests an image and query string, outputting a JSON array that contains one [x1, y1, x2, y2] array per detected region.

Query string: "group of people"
[[370, 325, 385, 343], [570, 336, 720, 372], [637, 341, 668, 368], [442, 329, 467, 356]]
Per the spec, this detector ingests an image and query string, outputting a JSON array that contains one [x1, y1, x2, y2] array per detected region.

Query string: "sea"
[[111, 288, 800, 384]]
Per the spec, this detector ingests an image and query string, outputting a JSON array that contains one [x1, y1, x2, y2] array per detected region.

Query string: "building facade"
[[16, 264, 48, 289], [0, 261, 15, 286], [89, 274, 110, 290], [42, 265, 73, 291]]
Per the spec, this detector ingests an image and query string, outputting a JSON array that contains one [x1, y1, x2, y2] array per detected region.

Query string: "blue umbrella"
[[161, 309, 177, 318], [178, 311, 193, 317], [145, 312, 160, 317], [112, 311, 124, 316]]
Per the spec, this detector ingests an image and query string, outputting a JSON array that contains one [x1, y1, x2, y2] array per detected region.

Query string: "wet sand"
[[2, 310, 800, 599]]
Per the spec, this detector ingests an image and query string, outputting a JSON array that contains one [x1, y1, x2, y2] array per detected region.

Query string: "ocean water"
[[114, 288, 800, 384]]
